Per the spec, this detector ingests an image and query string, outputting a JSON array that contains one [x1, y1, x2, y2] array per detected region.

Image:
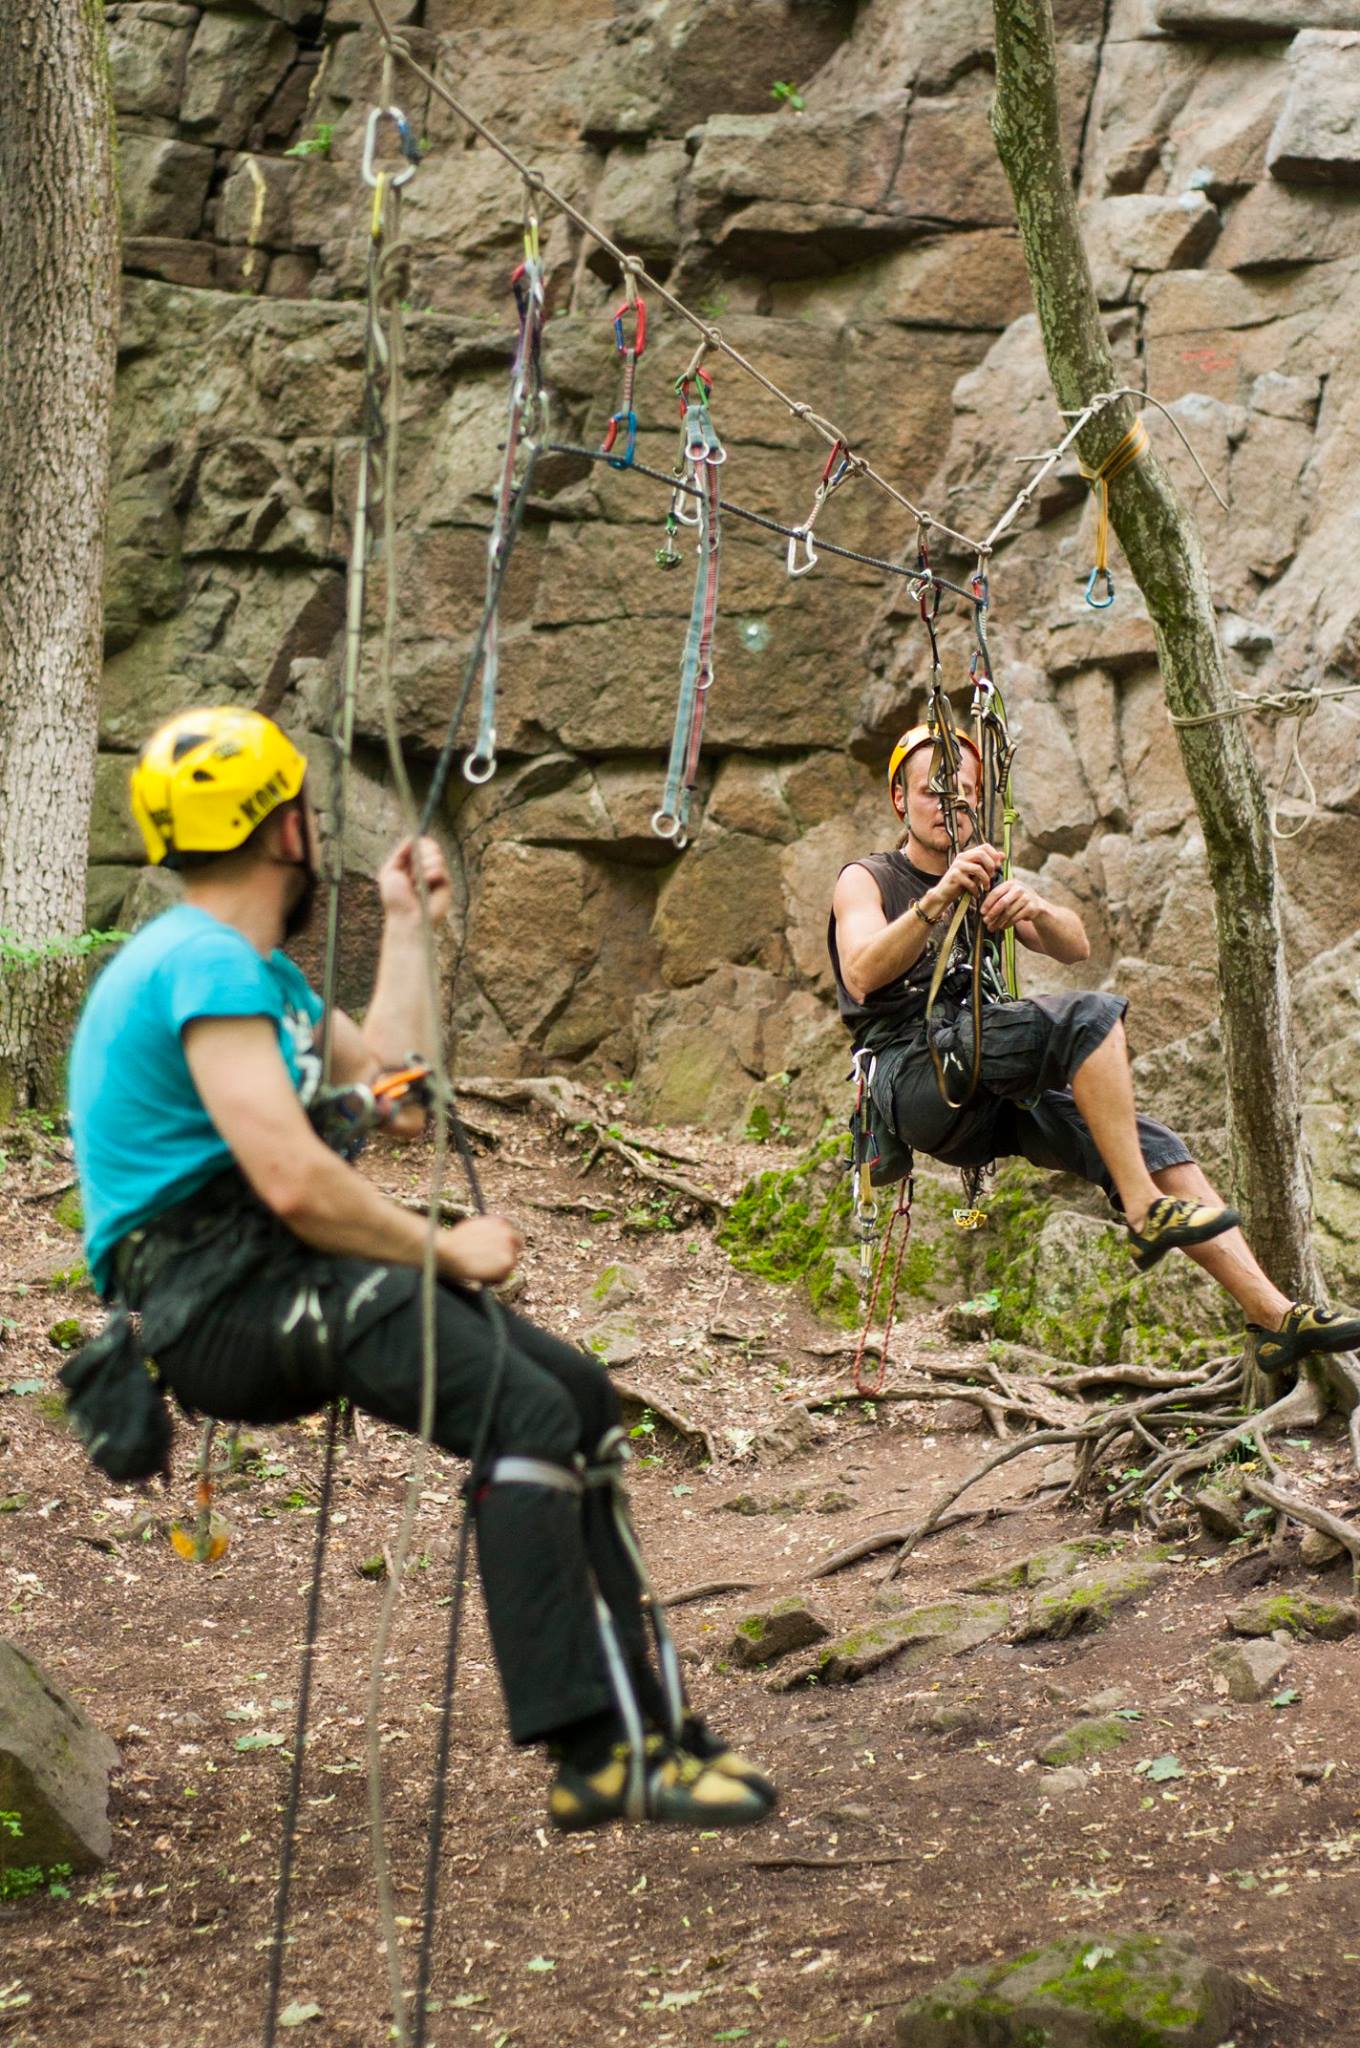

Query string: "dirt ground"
[[2, 1099, 1359, 2048]]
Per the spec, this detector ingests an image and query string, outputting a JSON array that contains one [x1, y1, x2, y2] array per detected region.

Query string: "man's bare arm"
[[833, 847, 1002, 1001], [183, 1015, 519, 1285]]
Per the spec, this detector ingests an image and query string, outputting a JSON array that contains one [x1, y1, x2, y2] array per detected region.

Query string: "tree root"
[[612, 1377, 718, 1465], [456, 1077, 726, 1215], [1240, 1473, 1360, 1595], [661, 1577, 758, 1609]]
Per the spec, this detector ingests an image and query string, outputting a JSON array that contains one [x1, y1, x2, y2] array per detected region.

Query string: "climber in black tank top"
[[826, 724, 1360, 1366]]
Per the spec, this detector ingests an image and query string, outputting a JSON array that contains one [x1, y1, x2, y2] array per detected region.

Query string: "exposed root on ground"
[[613, 1376, 719, 1465], [808, 1343, 1359, 1582], [661, 1577, 758, 1609], [457, 1078, 727, 1214]]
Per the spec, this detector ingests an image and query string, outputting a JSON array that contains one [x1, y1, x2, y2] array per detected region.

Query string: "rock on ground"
[[0, 1640, 121, 1875], [894, 1932, 1243, 2047], [1011, 1557, 1168, 1641], [726, 1596, 831, 1669], [1036, 1713, 1140, 1768], [1208, 1637, 1292, 1701], [1227, 1591, 1358, 1639]]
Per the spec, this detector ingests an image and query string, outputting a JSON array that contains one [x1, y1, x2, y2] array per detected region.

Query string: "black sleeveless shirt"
[[827, 851, 1003, 1052]]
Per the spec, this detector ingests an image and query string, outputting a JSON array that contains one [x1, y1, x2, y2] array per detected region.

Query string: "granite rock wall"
[[95, 0, 1360, 1278]]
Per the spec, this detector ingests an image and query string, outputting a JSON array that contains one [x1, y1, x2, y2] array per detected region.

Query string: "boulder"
[[582, 1312, 642, 1367], [1192, 1467, 1247, 1540], [1268, 31, 1360, 186], [1012, 1556, 1169, 1641], [726, 1596, 832, 1669], [1036, 1714, 1140, 1767], [180, 9, 298, 151], [964, 1536, 1124, 1594], [0, 1640, 120, 1876], [1300, 1526, 1347, 1567], [106, 4, 196, 121], [1208, 1638, 1291, 1701], [117, 132, 215, 240], [895, 1933, 1242, 2047], [1228, 1592, 1357, 1639], [777, 1597, 1009, 1687]]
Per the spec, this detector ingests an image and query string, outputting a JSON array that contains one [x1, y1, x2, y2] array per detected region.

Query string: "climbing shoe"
[[677, 1717, 778, 1811], [1127, 1195, 1240, 1272], [548, 1741, 769, 1833], [1247, 1301, 1360, 1378]]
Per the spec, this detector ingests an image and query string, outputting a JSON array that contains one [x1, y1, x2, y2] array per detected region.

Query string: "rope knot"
[[376, 239, 413, 309]]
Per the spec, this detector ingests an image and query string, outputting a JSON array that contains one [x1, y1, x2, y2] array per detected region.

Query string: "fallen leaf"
[[1138, 1754, 1185, 1783], [1271, 1689, 1300, 1709], [278, 2002, 322, 2027], [524, 1957, 555, 1973], [235, 1731, 285, 1752]]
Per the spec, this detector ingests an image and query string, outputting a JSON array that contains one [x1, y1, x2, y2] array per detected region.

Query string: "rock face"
[[0, 1640, 121, 1875], [895, 1933, 1242, 2048], [94, 0, 1360, 1297]]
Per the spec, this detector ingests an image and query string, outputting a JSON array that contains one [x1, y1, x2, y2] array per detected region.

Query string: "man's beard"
[[283, 862, 319, 941]]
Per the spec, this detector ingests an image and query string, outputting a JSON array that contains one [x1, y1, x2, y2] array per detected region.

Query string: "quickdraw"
[[601, 273, 647, 471], [1080, 416, 1148, 609], [465, 191, 548, 786], [922, 567, 1019, 1112], [652, 366, 724, 847], [786, 437, 856, 578]]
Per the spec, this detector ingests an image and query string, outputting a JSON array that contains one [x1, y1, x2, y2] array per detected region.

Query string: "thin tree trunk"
[[989, 0, 1323, 1346], [0, 0, 120, 1116]]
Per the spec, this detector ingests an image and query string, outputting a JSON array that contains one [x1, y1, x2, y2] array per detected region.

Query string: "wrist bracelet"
[[911, 898, 942, 930]]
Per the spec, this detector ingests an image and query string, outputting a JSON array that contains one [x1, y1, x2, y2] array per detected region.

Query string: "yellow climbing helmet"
[[887, 722, 982, 804], [129, 707, 308, 866]]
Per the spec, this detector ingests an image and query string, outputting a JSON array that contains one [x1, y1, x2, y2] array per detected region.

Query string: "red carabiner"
[[612, 296, 647, 358]]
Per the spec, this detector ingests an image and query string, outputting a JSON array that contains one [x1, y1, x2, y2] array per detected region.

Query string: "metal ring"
[[463, 748, 498, 785], [651, 809, 682, 840], [362, 106, 419, 190]]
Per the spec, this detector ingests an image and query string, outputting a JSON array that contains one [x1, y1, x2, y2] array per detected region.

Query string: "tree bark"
[[989, 0, 1323, 1333], [0, 0, 120, 1115]]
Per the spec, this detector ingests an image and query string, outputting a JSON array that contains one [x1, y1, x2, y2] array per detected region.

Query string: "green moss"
[[53, 1188, 83, 1233], [736, 1616, 764, 1640], [720, 1133, 860, 1325], [1037, 1714, 1138, 1766], [47, 1318, 84, 1351], [589, 1264, 623, 1301]]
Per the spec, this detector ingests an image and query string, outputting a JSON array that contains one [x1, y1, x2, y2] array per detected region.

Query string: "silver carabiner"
[[362, 105, 420, 190], [786, 526, 818, 578]]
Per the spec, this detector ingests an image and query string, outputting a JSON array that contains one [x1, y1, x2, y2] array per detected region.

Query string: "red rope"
[[851, 1174, 914, 1397]]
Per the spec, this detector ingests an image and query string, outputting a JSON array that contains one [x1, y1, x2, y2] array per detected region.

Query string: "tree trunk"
[[0, 0, 120, 1116], [989, 0, 1323, 1329]]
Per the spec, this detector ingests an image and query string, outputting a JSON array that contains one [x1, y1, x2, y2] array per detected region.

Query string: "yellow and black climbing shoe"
[[677, 1717, 778, 1811], [548, 1741, 769, 1834], [1247, 1301, 1360, 1378], [1127, 1196, 1240, 1272]]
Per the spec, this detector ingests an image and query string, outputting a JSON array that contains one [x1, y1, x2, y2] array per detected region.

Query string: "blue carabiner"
[[603, 409, 638, 469], [1084, 565, 1115, 610]]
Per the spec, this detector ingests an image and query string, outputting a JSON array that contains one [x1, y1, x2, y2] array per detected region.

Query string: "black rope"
[[263, 1403, 341, 2048], [545, 442, 984, 603]]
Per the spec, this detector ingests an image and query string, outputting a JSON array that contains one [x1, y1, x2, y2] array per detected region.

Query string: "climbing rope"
[[851, 1175, 915, 1398], [1169, 679, 1360, 841]]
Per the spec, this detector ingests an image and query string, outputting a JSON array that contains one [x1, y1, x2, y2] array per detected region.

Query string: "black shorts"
[[876, 990, 1193, 1207]]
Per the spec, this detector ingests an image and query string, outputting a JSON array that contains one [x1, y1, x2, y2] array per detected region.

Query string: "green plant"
[[0, 927, 128, 972], [628, 1409, 656, 1441], [771, 81, 806, 111], [284, 122, 334, 160]]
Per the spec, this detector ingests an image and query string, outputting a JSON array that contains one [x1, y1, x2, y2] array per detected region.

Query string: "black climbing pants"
[[128, 1215, 656, 1747], [875, 989, 1193, 1204]]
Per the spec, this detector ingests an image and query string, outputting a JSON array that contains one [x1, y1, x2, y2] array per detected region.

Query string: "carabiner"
[[1084, 565, 1115, 609], [603, 409, 638, 468], [612, 298, 648, 358], [361, 105, 421, 190], [786, 527, 818, 578]]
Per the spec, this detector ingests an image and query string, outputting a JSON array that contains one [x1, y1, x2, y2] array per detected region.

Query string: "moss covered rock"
[[981, 1166, 1239, 1371], [1227, 1591, 1357, 1640], [726, 1596, 830, 1669], [1036, 1714, 1140, 1768], [720, 1137, 983, 1329], [1013, 1557, 1169, 1642], [965, 1535, 1124, 1594], [778, 1597, 1009, 1688], [894, 1931, 1242, 2046]]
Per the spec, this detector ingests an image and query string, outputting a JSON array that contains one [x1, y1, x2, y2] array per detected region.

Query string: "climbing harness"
[[601, 270, 647, 471], [465, 193, 548, 786], [1079, 417, 1149, 609], [652, 364, 724, 847], [786, 438, 857, 578]]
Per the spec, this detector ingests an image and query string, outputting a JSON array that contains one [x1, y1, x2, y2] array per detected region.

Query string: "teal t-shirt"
[[69, 905, 325, 1297]]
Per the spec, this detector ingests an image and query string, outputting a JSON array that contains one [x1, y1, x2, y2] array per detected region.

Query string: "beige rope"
[[1170, 681, 1360, 840]]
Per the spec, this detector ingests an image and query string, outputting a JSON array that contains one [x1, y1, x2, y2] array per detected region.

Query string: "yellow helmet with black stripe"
[[129, 707, 307, 867]]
